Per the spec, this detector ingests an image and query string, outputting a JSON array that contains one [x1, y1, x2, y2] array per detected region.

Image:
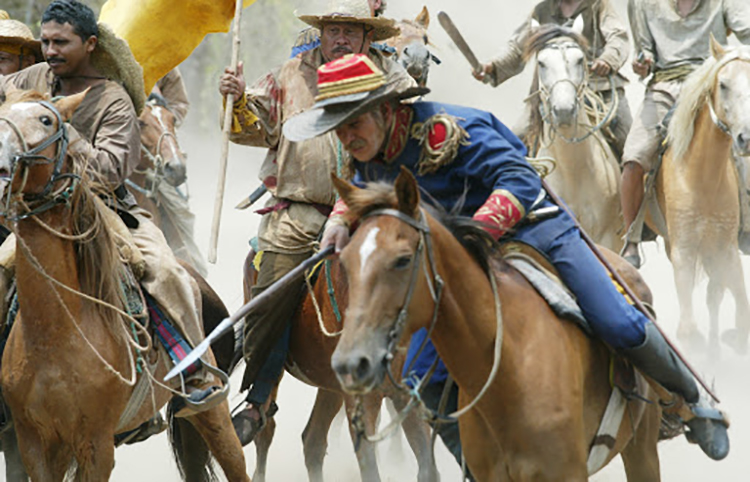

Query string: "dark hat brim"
[[284, 84, 429, 143]]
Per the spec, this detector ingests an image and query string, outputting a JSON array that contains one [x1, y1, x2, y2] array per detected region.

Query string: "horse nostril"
[[353, 356, 372, 381]]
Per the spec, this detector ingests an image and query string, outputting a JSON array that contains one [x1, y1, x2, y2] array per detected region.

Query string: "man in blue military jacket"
[[283, 54, 730, 462]]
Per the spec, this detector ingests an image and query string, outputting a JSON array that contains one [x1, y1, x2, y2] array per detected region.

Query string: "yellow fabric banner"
[[99, 0, 256, 93]]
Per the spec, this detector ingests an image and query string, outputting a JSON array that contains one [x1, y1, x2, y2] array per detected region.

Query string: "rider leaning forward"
[[283, 53, 731, 462], [620, 0, 750, 267], [473, 0, 632, 162], [218, 0, 414, 446], [0, 0, 225, 419]]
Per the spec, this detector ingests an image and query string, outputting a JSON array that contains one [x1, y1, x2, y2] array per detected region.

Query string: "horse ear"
[[415, 6, 430, 29], [710, 33, 726, 60], [53, 88, 89, 121], [331, 172, 360, 206], [530, 18, 541, 30], [395, 166, 420, 216], [571, 15, 584, 34]]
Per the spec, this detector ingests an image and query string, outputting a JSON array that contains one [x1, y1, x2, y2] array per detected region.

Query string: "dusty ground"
[[4, 0, 750, 480]]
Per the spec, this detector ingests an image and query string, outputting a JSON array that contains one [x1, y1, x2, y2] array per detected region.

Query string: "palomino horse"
[[0, 90, 249, 481], [242, 253, 437, 482], [654, 39, 750, 354], [526, 24, 622, 252], [329, 169, 664, 481], [384, 6, 438, 88], [129, 94, 207, 276]]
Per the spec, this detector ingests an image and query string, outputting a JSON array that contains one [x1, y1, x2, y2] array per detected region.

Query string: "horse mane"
[[523, 24, 589, 153], [667, 46, 750, 161], [343, 181, 496, 275], [68, 152, 128, 333]]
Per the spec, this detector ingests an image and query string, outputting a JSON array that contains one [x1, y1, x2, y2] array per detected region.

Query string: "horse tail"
[[167, 402, 218, 482]]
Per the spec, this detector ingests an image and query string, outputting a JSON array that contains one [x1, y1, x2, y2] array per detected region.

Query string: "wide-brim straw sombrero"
[[0, 11, 43, 61], [93, 22, 146, 114], [296, 0, 400, 42], [284, 54, 429, 143]]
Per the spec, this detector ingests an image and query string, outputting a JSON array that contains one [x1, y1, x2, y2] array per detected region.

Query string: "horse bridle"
[[358, 207, 444, 390], [0, 100, 80, 221], [706, 58, 750, 137], [536, 41, 618, 144], [127, 104, 180, 197]]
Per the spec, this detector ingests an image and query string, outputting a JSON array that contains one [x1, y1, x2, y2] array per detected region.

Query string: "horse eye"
[[719, 81, 729, 91], [392, 255, 412, 270], [39, 115, 52, 126], [423, 35, 428, 44], [138, 120, 146, 128], [538, 60, 546, 69]]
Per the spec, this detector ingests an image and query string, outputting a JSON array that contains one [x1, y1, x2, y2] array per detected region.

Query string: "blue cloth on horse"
[[356, 102, 650, 386], [146, 293, 202, 377]]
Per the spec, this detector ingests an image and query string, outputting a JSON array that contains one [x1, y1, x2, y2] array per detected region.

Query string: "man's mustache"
[[347, 139, 367, 151], [332, 46, 353, 55]]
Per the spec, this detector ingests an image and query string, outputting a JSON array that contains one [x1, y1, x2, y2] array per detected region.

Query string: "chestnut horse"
[[128, 94, 207, 276], [242, 252, 437, 482], [526, 24, 622, 252], [652, 39, 750, 355], [329, 169, 664, 481], [0, 90, 249, 481]]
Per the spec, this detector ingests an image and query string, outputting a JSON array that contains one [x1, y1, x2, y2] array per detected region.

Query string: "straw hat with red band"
[[0, 10, 43, 61], [296, 0, 399, 42], [284, 54, 428, 142]]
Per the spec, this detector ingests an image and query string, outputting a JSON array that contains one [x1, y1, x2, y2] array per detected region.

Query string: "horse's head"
[[0, 89, 86, 205], [385, 7, 437, 88], [708, 38, 750, 156], [138, 94, 186, 186], [330, 167, 437, 394], [526, 21, 589, 129]]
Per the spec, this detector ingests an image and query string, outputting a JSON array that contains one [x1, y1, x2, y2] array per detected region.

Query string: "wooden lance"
[[208, 0, 245, 263]]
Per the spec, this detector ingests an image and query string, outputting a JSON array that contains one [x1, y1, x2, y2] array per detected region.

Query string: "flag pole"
[[208, 0, 245, 264]]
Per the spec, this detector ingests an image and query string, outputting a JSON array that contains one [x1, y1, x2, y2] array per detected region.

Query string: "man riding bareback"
[[283, 53, 731, 462], [218, 0, 414, 446], [620, 0, 750, 267], [0, 0, 225, 416], [473, 0, 632, 161]]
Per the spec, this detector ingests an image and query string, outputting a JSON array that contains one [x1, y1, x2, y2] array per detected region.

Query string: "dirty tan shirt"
[[488, 0, 630, 90], [0, 63, 140, 188], [155, 68, 189, 127], [229, 48, 406, 254], [628, 0, 750, 72]]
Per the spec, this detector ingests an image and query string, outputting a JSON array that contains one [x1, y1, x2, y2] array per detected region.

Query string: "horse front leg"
[[1, 426, 29, 482], [719, 251, 750, 355], [390, 392, 439, 482], [14, 419, 71, 482], [301, 388, 344, 482], [671, 248, 704, 351], [344, 393, 383, 482]]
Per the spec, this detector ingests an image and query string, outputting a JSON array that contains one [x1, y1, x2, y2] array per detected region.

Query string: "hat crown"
[[322, 0, 371, 20], [316, 54, 385, 102], [0, 18, 35, 42]]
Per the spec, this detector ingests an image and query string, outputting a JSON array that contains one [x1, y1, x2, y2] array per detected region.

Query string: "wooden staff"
[[208, 0, 245, 264]]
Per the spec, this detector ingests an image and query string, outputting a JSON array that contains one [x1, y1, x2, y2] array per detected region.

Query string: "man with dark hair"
[[0, 0, 225, 422], [284, 53, 731, 464], [0, 11, 42, 76], [219, 0, 409, 445]]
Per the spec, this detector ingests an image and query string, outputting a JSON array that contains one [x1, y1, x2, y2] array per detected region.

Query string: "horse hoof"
[[721, 329, 749, 355], [623, 252, 642, 269]]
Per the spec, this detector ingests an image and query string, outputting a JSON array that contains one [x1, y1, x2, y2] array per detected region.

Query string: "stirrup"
[[172, 363, 230, 418]]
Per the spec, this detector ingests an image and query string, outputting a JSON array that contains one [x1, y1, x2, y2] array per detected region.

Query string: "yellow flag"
[[99, 0, 256, 93]]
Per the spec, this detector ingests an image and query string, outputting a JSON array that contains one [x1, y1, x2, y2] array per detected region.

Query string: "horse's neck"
[[681, 105, 735, 184], [15, 207, 82, 335], [422, 227, 504, 395]]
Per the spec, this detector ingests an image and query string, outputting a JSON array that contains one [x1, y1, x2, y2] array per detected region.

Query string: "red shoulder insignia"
[[411, 113, 470, 175]]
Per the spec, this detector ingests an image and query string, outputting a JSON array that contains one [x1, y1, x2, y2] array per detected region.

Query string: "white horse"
[[527, 21, 623, 252]]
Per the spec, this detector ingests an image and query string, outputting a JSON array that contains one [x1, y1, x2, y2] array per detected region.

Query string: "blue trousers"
[[247, 324, 290, 405], [546, 227, 647, 349]]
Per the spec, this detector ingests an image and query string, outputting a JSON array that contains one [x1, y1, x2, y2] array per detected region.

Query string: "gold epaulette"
[[293, 27, 321, 48], [410, 113, 470, 175]]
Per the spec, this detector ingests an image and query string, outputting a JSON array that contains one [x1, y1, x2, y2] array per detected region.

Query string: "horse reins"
[[127, 106, 181, 198], [350, 207, 506, 444]]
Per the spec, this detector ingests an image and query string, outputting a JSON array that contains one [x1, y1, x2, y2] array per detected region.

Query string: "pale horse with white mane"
[[528, 18, 623, 252]]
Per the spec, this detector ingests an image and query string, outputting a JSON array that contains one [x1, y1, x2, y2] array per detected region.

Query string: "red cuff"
[[472, 189, 525, 239]]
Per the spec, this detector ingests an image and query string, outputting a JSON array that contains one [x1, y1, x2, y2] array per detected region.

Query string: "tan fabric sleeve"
[[595, 0, 630, 71], [486, 15, 533, 87], [628, 0, 655, 61], [155, 68, 190, 127], [226, 69, 281, 149], [725, 0, 750, 45], [70, 95, 140, 187]]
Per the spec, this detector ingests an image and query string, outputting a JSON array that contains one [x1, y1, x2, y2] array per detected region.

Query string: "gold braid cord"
[[411, 114, 470, 176]]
